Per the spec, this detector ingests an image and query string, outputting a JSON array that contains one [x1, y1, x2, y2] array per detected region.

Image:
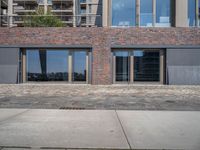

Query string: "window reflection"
[[156, 0, 171, 27], [26, 50, 68, 81], [72, 51, 86, 82], [115, 51, 130, 81], [188, 0, 196, 26], [112, 0, 136, 26], [199, 0, 200, 26], [140, 0, 153, 27], [134, 50, 160, 81]]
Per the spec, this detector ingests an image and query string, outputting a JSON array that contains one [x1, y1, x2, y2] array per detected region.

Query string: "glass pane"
[[112, 0, 136, 26], [156, 0, 171, 27], [26, 50, 68, 81], [199, 0, 200, 26], [115, 51, 130, 81], [188, 0, 196, 26], [46, 50, 68, 81], [73, 51, 86, 82], [134, 50, 160, 82], [47, 0, 52, 4], [140, 0, 153, 27]]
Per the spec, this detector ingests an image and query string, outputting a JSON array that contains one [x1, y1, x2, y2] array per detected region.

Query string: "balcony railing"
[[0, 14, 102, 27]]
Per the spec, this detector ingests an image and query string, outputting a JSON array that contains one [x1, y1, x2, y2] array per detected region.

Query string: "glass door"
[[114, 51, 130, 82], [72, 51, 87, 82]]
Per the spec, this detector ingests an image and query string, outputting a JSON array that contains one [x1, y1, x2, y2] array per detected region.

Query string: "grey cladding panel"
[[167, 49, 200, 66], [167, 49, 200, 85], [168, 66, 200, 85], [0, 48, 19, 65], [0, 48, 19, 84]]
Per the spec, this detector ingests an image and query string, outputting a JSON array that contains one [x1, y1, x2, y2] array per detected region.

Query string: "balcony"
[[80, 14, 102, 27], [14, 6, 37, 13], [51, 6, 73, 13], [13, 0, 37, 2], [80, 0, 86, 4], [51, 9, 73, 13], [1, 0, 8, 8], [51, 1, 73, 13], [0, 14, 102, 27], [52, 0, 73, 1]]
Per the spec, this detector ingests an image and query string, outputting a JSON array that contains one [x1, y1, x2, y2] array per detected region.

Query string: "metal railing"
[[0, 14, 102, 27]]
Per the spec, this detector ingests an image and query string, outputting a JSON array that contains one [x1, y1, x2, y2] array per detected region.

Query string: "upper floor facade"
[[0, 0, 200, 27], [103, 0, 200, 27]]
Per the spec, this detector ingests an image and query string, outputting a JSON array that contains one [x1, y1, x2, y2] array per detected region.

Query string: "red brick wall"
[[0, 27, 199, 84]]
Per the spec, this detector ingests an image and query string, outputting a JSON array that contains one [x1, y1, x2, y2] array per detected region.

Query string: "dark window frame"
[[112, 48, 165, 84], [20, 48, 91, 84]]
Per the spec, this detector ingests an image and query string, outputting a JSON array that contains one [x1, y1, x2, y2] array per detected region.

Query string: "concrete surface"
[[0, 109, 200, 149], [0, 109, 129, 149], [117, 111, 200, 149], [0, 84, 200, 110]]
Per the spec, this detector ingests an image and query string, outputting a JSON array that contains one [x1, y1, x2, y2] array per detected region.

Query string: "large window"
[[140, 0, 153, 27], [24, 49, 90, 83], [26, 50, 68, 81], [113, 49, 163, 83], [111, 0, 172, 27], [112, 0, 136, 26], [156, 0, 171, 27]]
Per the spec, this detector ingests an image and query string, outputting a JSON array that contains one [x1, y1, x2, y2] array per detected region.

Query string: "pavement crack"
[[115, 110, 132, 150], [0, 109, 30, 125]]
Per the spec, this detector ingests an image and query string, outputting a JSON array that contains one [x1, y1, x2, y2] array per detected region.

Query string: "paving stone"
[[0, 84, 200, 110]]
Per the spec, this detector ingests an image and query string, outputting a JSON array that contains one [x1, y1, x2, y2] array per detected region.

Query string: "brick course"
[[0, 27, 199, 84]]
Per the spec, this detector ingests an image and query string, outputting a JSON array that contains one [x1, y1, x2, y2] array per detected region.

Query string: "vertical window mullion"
[[130, 51, 134, 83], [22, 49, 26, 83], [68, 50, 72, 83], [153, 0, 156, 27], [86, 51, 89, 84], [136, 0, 140, 26], [197, 0, 200, 26], [112, 53, 116, 84]]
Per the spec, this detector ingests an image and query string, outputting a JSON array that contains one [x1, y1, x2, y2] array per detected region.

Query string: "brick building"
[[0, 0, 200, 85]]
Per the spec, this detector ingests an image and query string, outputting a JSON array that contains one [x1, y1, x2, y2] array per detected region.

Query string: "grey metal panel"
[[167, 49, 200, 85], [168, 66, 200, 85], [167, 49, 200, 66], [0, 48, 19, 84], [0, 65, 18, 84], [0, 48, 19, 65]]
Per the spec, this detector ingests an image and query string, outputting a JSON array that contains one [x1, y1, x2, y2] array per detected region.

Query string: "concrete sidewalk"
[[0, 109, 200, 150]]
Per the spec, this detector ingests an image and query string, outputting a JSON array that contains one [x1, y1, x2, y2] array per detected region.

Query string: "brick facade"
[[0, 27, 200, 84]]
